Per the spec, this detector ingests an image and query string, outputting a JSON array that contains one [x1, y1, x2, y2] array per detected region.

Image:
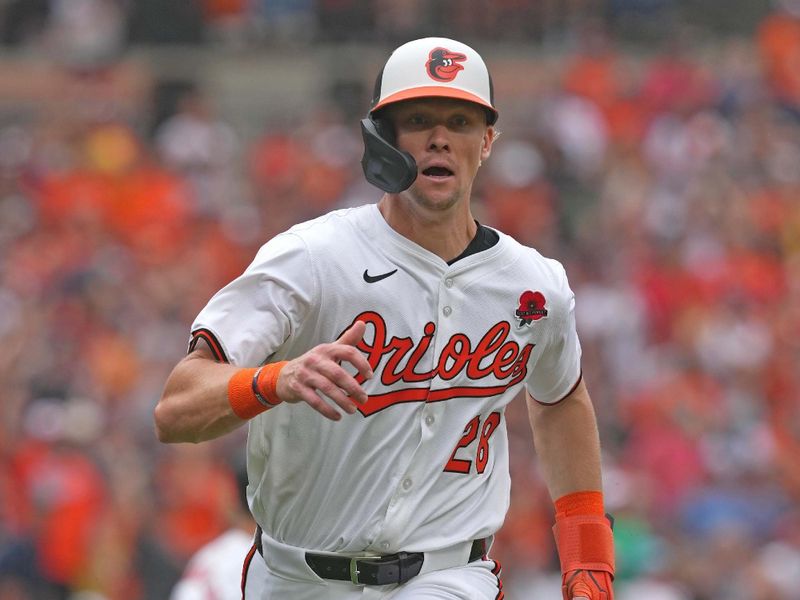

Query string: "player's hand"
[[562, 569, 613, 600], [276, 320, 373, 420]]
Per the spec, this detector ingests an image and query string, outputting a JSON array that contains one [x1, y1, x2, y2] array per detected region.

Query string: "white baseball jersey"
[[170, 529, 253, 600], [190, 203, 581, 555]]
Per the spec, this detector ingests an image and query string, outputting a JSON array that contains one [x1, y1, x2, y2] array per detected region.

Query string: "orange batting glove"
[[553, 491, 615, 600]]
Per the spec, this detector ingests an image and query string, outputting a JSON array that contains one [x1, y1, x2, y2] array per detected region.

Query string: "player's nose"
[[427, 125, 451, 151]]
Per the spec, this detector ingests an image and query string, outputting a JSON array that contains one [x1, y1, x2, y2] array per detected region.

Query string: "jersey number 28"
[[444, 412, 502, 474]]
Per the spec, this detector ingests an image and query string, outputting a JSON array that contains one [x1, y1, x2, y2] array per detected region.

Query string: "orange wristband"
[[555, 490, 604, 519], [553, 491, 615, 576], [227, 362, 288, 420]]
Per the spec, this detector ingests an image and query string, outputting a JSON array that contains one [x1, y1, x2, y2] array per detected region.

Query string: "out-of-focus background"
[[0, 1, 798, 598]]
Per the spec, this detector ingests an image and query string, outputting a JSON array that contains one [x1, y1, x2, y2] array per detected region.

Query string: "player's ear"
[[480, 126, 496, 162]]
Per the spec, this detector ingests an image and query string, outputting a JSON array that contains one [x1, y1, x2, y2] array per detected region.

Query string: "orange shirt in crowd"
[[8, 440, 106, 584], [758, 10, 800, 106], [36, 166, 192, 265], [154, 454, 237, 560]]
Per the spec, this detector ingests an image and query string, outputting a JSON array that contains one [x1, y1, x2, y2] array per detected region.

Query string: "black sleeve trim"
[[531, 370, 583, 407], [189, 328, 229, 363]]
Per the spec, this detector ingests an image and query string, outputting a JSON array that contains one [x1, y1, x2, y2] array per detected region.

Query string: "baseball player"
[[170, 466, 255, 600], [155, 37, 614, 600]]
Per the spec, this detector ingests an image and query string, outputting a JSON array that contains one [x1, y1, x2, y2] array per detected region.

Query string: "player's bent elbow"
[[154, 361, 204, 443], [153, 400, 175, 443], [153, 397, 191, 444]]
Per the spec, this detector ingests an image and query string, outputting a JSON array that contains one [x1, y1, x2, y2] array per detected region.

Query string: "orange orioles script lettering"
[[349, 311, 535, 416]]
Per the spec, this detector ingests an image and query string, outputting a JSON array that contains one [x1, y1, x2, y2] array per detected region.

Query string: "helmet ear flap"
[[360, 117, 418, 194], [372, 116, 396, 145]]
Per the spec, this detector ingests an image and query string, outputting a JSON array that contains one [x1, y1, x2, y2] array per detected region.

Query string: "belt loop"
[[397, 552, 408, 583]]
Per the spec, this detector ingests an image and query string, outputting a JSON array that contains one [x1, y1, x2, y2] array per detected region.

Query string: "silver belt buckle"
[[349, 555, 373, 585]]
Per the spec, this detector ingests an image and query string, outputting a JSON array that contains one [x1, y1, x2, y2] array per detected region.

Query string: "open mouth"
[[422, 166, 454, 179]]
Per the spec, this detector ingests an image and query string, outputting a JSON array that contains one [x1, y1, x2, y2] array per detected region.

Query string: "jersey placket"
[[359, 265, 447, 551], [366, 267, 470, 550]]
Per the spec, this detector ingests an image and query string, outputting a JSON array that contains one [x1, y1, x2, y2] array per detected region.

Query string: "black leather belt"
[[255, 526, 488, 586]]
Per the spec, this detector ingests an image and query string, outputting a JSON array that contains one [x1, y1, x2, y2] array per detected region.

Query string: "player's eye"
[[408, 114, 428, 126], [450, 115, 469, 128]]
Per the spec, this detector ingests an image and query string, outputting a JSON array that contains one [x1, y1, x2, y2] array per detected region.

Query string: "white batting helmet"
[[369, 37, 498, 125]]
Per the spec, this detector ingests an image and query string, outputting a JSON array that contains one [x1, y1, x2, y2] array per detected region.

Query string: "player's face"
[[387, 98, 494, 211]]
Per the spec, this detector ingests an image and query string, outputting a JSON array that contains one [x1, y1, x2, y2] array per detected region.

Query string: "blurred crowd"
[[0, 0, 688, 54], [1, 1, 800, 599]]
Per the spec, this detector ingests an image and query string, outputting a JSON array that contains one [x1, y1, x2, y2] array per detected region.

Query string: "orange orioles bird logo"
[[515, 291, 548, 327], [426, 47, 467, 82]]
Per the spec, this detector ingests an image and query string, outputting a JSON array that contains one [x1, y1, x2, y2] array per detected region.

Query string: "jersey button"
[[381, 542, 390, 550], [442, 306, 452, 316], [445, 278, 454, 288], [425, 415, 435, 426], [402, 478, 413, 490]]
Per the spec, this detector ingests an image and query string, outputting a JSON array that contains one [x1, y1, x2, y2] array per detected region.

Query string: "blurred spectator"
[[545, 93, 609, 179], [154, 87, 239, 216], [758, 0, 800, 113], [169, 464, 255, 600], [483, 139, 558, 249], [562, 20, 620, 112], [35, 120, 193, 265], [42, 0, 125, 69], [153, 445, 240, 566], [1, 399, 105, 597]]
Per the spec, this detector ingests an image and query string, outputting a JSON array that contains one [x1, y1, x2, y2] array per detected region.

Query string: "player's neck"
[[378, 194, 477, 262]]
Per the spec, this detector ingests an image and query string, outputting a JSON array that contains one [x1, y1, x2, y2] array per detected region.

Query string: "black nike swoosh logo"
[[363, 268, 398, 283]]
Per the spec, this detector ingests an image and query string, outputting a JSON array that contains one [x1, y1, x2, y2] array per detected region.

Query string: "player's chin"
[[412, 179, 461, 207], [414, 191, 460, 212]]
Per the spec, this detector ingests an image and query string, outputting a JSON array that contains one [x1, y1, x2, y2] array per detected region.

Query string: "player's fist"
[[276, 320, 373, 420], [562, 569, 613, 600]]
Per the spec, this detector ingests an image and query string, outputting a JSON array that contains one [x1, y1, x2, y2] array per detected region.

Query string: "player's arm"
[[155, 343, 248, 443], [527, 378, 615, 600], [155, 321, 373, 444], [526, 378, 602, 497]]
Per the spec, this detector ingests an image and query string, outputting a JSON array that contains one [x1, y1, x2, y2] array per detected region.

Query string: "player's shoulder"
[[496, 230, 570, 287], [252, 205, 371, 262], [286, 204, 371, 240]]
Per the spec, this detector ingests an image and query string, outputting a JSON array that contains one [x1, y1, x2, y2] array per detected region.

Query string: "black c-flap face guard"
[[360, 118, 417, 194]]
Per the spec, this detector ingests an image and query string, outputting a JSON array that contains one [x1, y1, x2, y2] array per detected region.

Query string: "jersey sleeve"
[[524, 260, 582, 404], [189, 232, 315, 367]]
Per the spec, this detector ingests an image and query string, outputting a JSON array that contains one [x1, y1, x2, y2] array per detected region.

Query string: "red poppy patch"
[[516, 291, 548, 327]]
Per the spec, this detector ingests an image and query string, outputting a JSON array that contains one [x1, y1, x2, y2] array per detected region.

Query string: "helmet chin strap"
[[360, 117, 418, 194]]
